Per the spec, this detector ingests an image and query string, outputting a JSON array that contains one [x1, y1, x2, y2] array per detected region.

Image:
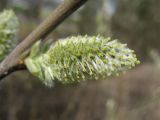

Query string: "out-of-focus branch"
[[0, 0, 88, 80]]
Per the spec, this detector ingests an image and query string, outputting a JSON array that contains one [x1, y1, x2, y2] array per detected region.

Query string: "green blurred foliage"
[[0, 9, 19, 61]]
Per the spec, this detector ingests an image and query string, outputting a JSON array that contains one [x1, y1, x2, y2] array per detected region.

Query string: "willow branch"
[[0, 0, 88, 80], [0, 63, 26, 80]]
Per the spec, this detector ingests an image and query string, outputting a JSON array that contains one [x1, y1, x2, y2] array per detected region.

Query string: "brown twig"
[[0, 0, 88, 80], [0, 62, 26, 80]]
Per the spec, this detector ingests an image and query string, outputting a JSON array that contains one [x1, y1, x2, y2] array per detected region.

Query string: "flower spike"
[[25, 36, 140, 87], [0, 10, 19, 61]]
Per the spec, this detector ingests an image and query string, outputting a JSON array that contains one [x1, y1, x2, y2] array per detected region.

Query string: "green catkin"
[[0, 10, 19, 61], [25, 36, 140, 87]]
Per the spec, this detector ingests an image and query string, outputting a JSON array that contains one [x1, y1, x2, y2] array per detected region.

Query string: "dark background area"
[[1, 0, 160, 120]]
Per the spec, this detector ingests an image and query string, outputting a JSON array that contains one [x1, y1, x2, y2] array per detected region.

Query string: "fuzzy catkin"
[[0, 10, 19, 61], [25, 36, 140, 87]]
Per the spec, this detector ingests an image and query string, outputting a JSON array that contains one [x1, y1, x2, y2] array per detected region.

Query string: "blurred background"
[[1, 0, 160, 120]]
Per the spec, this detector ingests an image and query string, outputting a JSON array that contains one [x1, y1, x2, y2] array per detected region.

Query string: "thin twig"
[[0, 0, 88, 80], [0, 63, 26, 80]]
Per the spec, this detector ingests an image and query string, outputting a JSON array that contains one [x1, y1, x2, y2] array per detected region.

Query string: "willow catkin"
[[25, 36, 140, 87], [0, 10, 19, 61]]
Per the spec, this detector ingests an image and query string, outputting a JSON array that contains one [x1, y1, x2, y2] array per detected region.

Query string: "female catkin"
[[25, 36, 140, 87], [0, 10, 19, 61]]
